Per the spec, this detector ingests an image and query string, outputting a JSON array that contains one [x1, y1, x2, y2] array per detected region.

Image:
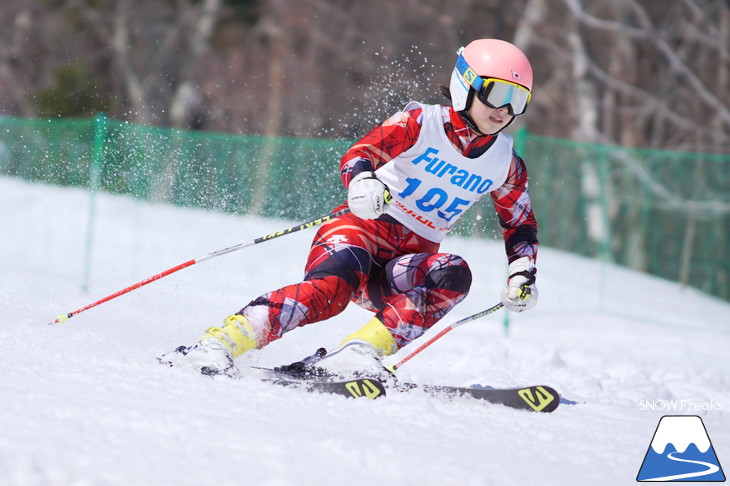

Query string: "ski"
[[261, 377, 386, 399], [253, 366, 559, 411], [162, 355, 558, 409], [394, 382, 560, 412], [264, 378, 558, 411]]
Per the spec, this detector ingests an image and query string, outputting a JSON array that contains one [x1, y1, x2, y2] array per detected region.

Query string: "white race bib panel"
[[375, 102, 513, 242]]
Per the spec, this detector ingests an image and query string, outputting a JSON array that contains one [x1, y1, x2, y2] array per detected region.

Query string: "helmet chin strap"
[[459, 110, 485, 135]]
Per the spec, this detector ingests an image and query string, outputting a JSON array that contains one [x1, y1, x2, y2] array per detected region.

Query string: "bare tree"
[[0, 0, 728, 151], [0, 1, 38, 117], [560, 0, 730, 151], [60, 0, 223, 128]]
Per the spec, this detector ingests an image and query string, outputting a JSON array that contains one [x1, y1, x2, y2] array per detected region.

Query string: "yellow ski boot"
[[315, 317, 398, 380], [159, 314, 259, 377]]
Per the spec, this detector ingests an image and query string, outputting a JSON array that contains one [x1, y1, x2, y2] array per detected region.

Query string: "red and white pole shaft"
[[387, 302, 504, 372], [50, 208, 350, 325]]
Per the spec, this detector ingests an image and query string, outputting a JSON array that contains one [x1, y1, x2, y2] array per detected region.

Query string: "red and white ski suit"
[[240, 103, 538, 349]]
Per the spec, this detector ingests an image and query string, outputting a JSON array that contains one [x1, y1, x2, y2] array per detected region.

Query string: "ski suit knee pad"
[[424, 255, 472, 296]]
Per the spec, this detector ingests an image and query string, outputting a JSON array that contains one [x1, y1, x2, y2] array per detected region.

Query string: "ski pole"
[[387, 302, 504, 372], [50, 208, 351, 325]]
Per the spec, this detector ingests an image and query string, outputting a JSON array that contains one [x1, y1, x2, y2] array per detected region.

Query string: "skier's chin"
[[476, 120, 504, 135]]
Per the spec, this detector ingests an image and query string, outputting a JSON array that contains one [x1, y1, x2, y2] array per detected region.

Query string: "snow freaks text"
[[639, 400, 724, 412]]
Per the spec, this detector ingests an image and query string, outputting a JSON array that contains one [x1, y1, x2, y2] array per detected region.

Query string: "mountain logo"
[[637, 415, 725, 482]]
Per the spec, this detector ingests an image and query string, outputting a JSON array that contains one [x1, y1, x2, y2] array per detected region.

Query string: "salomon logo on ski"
[[344, 379, 383, 399], [517, 386, 556, 412]]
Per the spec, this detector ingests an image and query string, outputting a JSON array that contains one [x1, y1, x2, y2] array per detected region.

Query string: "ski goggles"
[[455, 54, 532, 115]]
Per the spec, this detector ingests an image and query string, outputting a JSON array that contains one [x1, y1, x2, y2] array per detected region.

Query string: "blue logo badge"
[[637, 415, 725, 482]]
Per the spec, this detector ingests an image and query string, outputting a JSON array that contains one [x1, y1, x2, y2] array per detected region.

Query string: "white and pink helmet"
[[449, 39, 534, 114]]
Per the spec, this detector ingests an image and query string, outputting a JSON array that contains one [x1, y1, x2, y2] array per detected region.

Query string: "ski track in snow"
[[1, 177, 729, 486]]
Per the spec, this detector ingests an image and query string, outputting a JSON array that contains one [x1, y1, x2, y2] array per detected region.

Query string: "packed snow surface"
[[1, 177, 728, 486]]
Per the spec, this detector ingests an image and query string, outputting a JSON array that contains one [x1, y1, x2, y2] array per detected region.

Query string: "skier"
[[161, 38, 539, 379]]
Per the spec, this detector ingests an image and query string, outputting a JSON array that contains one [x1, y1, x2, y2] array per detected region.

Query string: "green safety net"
[[1, 114, 728, 301]]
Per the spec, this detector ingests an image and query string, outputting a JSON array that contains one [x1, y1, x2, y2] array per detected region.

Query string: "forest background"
[[0, 0, 728, 153], [1, 0, 729, 302]]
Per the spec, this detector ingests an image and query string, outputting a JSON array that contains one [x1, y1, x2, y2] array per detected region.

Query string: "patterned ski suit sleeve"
[[490, 152, 539, 262], [340, 108, 423, 188]]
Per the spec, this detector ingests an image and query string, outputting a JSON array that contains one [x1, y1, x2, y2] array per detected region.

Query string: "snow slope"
[[1, 177, 728, 486]]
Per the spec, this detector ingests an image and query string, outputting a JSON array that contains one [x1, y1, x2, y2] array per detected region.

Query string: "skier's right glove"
[[347, 171, 392, 220], [501, 256, 538, 312]]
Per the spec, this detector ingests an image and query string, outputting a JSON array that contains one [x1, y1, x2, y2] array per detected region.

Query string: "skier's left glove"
[[501, 256, 538, 312], [347, 171, 392, 220]]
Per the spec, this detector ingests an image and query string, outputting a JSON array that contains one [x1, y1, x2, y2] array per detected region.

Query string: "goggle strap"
[[455, 53, 484, 92]]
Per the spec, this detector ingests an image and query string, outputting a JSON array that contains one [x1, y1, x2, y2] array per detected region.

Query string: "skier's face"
[[468, 99, 513, 135]]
